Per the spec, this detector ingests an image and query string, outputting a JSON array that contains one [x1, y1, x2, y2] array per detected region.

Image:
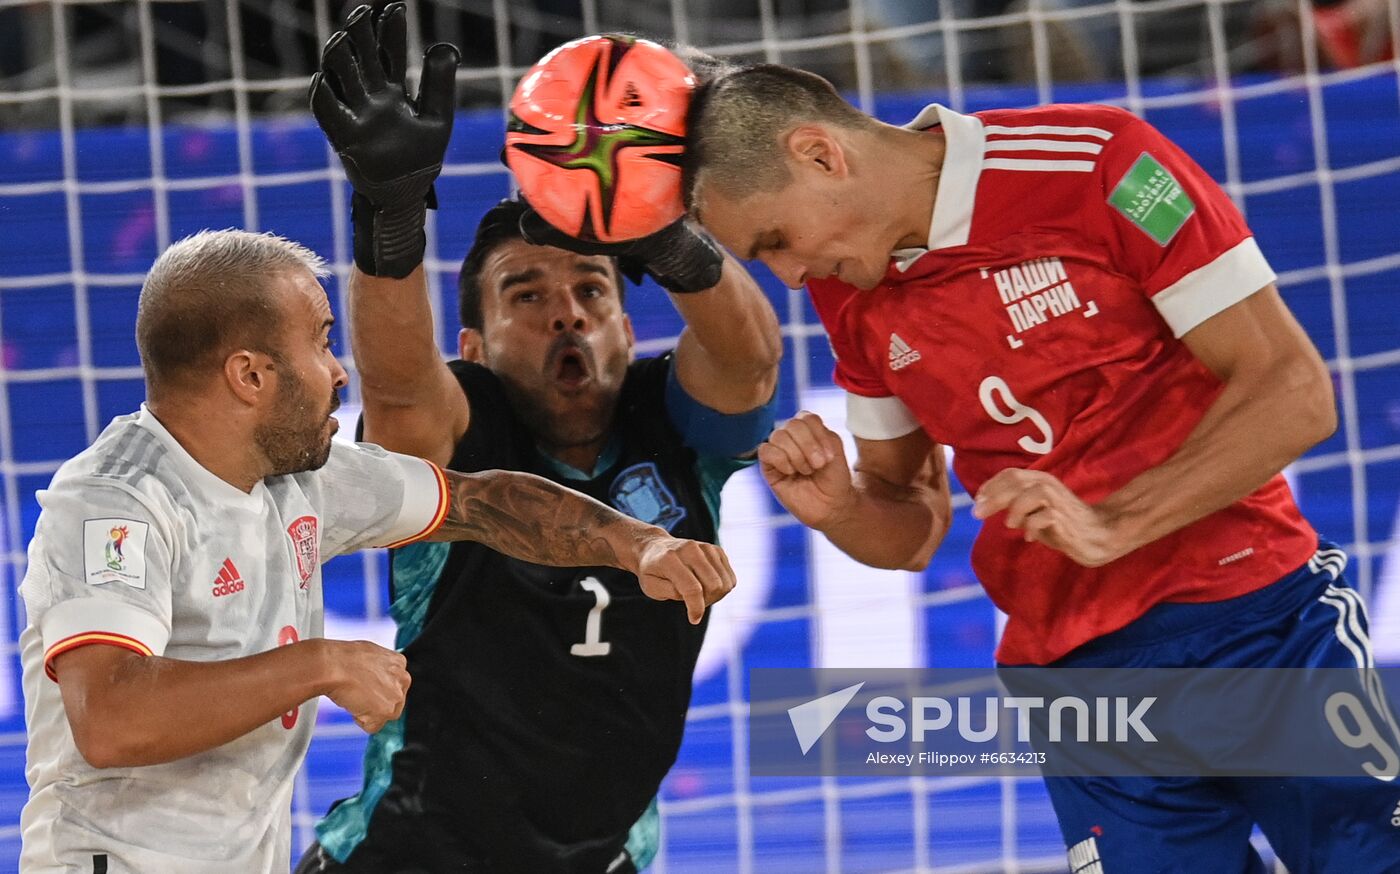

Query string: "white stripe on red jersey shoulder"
[[982, 121, 1116, 173]]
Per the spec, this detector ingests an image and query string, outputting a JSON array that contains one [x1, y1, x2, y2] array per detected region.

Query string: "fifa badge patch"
[[1108, 152, 1196, 245], [609, 462, 687, 531], [286, 515, 318, 589], [83, 518, 150, 588]]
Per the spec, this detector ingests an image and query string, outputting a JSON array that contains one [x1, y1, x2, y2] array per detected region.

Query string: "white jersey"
[[17, 405, 449, 873]]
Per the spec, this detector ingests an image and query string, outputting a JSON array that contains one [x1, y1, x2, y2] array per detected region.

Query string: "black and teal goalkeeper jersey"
[[315, 353, 774, 873]]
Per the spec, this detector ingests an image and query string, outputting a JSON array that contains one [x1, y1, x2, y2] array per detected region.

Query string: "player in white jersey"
[[17, 229, 737, 874]]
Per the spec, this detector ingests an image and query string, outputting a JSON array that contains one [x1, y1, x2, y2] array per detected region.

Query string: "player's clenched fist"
[[973, 468, 1128, 568], [635, 534, 737, 625], [319, 639, 412, 734], [758, 411, 854, 530]]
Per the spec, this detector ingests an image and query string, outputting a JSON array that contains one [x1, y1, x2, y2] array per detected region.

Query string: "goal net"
[[0, 0, 1396, 870]]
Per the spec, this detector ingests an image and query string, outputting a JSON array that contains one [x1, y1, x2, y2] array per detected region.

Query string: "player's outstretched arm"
[[668, 250, 783, 413], [52, 637, 409, 768], [974, 285, 1335, 567], [427, 468, 736, 623], [760, 411, 952, 570], [312, 3, 467, 466], [348, 263, 469, 468]]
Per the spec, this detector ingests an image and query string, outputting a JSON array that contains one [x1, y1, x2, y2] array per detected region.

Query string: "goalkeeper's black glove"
[[519, 205, 725, 295], [310, 3, 458, 279]]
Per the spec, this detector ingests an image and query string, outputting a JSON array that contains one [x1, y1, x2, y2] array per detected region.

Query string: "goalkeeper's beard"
[[255, 365, 340, 476], [497, 333, 628, 456]]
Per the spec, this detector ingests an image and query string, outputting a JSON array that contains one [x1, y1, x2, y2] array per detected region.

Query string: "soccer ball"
[[504, 35, 695, 243]]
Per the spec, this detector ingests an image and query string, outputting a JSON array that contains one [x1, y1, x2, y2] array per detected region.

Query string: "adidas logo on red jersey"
[[212, 557, 246, 597], [888, 333, 921, 371]]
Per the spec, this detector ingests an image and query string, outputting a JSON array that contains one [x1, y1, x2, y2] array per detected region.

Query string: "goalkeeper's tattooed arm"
[[427, 468, 737, 623]]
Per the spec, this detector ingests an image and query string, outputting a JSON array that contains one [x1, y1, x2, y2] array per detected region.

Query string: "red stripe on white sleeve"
[[44, 631, 154, 681], [38, 597, 169, 681], [380, 458, 450, 549]]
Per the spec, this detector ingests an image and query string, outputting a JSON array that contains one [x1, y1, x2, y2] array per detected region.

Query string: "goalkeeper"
[[684, 64, 1400, 871], [299, 7, 780, 873]]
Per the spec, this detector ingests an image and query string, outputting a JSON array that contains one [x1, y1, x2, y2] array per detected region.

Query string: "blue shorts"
[[1037, 544, 1400, 874]]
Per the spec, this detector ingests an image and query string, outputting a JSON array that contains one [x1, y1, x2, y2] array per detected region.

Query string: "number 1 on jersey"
[[571, 576, 612, 657]]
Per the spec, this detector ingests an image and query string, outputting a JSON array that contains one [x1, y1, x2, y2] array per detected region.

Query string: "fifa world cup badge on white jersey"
[[83, 518, 149, 588], [287, 515, 318, 590]]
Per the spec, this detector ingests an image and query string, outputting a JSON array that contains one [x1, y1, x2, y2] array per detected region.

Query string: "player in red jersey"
[[682, 65, 1400, 871]]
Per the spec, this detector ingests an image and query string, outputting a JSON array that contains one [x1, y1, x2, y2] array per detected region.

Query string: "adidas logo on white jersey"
[[889, 333, 921, 371], [212, 557, 246, 598]]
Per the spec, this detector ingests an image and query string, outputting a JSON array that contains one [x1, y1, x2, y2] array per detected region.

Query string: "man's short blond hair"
[[136, 229, 329, 392]]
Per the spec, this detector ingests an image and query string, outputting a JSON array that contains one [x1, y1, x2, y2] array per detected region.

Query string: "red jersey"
[[807, 103, 1318, 665]]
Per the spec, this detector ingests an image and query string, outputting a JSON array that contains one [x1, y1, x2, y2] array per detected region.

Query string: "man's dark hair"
[[681, 63, 874, 214], [457, 199, 625, 333]]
